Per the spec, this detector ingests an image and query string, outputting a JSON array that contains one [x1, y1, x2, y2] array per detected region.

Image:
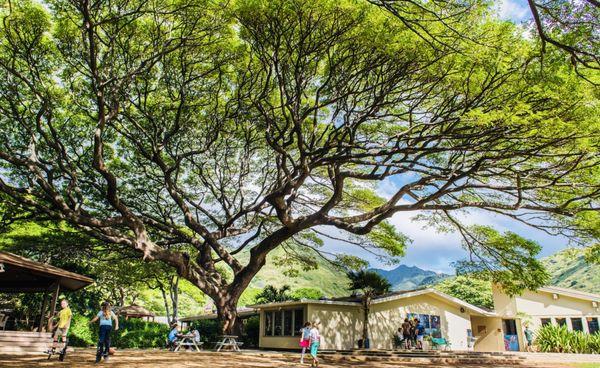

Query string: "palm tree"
[[254, 285, 292, 304], [348, 270, 391, 348]]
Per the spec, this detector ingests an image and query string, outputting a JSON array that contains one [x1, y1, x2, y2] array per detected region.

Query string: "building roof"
[[0, 251, 94, 292], [537, 286, 600, 302], [250, 288, 497, 317], [117, 304, 155, 317]]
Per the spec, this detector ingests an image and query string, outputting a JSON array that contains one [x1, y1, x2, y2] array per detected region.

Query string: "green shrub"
[[536, 324, 600, 354], [84, 317, 170, 349], [68, 315, 94, 347], [190, 319, 221, 343], [242, 316, 260, 348]]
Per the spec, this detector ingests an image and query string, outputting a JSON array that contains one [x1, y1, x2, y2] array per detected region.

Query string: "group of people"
[[167, 321, 201, 350], [299, 321, 321, 367], [395, 317, 425, 350], [46, 299, 118, 363]]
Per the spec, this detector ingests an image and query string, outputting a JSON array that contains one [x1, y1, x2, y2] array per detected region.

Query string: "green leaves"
[[536, 324, 600, 354], [453, 225, 549, 295], [367, 221, 409, 258], [434, 275, 493, 309]]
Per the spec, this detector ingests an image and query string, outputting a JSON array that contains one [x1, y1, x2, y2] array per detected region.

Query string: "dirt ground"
[[0, 349, 592, 368]]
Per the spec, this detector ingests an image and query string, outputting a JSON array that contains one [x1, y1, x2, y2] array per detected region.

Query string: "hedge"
[[69, 316, 169, 349]]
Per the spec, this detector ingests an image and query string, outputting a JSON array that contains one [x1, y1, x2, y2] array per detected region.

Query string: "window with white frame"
[[263, 308, 304, 337]]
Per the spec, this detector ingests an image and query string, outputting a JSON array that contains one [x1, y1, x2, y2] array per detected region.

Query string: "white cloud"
[[497, 0, 531, 22]]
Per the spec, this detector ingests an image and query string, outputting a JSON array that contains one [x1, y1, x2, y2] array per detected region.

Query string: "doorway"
[[502, 319, 519, 351]]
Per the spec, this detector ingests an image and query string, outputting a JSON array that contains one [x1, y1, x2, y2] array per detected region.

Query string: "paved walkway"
[[0, 349, 597, 367]]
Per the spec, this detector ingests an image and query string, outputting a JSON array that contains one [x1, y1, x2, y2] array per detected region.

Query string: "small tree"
[[348, 270, 391, 347], [254, 285, 292, 304]]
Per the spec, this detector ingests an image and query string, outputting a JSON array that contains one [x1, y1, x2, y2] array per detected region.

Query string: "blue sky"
[[322, 2, 572, 274], [497, 0, 531, 22], [321, 175, 570, 274]]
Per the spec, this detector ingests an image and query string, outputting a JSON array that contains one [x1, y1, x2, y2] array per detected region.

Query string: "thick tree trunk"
[[215, 296, 241, 335]]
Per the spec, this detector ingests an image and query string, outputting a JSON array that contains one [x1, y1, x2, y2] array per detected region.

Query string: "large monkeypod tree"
[[0, 0, 598, 332]]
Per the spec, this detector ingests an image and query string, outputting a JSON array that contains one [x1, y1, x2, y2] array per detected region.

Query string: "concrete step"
[[0, 331, 51, 338], [0, 341, 52, 348], [0, 346, 50, 354], [0, 336, 52, 342]]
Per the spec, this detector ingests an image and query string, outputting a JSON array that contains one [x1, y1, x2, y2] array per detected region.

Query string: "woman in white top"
[[309, 322, 321, 367]]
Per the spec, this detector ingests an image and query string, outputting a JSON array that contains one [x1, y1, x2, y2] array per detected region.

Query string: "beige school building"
[[252, 285, 600, 352]]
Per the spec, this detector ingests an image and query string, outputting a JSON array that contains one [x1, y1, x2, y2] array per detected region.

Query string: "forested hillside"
[[542, 248, 600, 294]]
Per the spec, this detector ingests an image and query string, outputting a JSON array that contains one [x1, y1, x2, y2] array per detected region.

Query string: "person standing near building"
[[415, 318, 425, 350], [89, 301, 119, 363], [299, 322, 311, 364], [394, 327, 403, 349], [402, 318, 412, 349], [309, 322, 321, 367], [524, 324, 534, 352], [410, 318, 419, 349]]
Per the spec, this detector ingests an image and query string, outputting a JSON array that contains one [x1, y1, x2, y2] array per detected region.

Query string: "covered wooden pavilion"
[[117, 304, 155, 321], [0, 251, 93, 332]]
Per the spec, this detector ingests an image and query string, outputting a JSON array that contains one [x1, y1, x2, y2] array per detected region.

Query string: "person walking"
[[524, 324, 534, 352], [299, 322, 311, 364], [89, 301, 119, 363], [401, 318, 412, 349], [309, 322, 321, 367]]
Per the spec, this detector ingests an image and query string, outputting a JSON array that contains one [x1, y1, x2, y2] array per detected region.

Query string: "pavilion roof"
[[117, 304, 155, 317], [0, 251, 94, 292]]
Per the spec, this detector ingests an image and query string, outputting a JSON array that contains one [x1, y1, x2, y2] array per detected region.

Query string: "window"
[[407, 313, 441, 337], [283, 310, 293, 336], [263, 308, 305, 337], [293, 308, 304, 336], [571, 318, 583, 332], [540, 318, 552, 327], [274, 311, 282, 336], [556, 318, 567, 327], [587, 317, 599, 335], [264, 311, 273, 336]]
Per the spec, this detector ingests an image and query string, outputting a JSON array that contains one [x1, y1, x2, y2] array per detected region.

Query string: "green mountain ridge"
[[247, 247, 600, 308], [541, 248, 600, 294]]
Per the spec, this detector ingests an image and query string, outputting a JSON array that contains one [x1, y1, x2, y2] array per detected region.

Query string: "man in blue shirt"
[[168, 322, 180, 350]]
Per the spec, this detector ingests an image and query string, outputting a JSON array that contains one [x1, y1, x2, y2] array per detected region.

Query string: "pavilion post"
[[47, 282, 60, 331], [38, 291, 48, 332]]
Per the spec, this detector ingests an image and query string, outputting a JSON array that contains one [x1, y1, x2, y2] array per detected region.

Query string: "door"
[[502, 319, 519, 351]]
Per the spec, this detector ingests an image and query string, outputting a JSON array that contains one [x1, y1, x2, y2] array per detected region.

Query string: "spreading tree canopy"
[[0, 0, 598, 332]]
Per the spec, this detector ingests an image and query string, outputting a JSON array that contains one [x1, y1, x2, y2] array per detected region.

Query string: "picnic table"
[[173, 334, 203, 352], [214, 335, 243, 352]]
